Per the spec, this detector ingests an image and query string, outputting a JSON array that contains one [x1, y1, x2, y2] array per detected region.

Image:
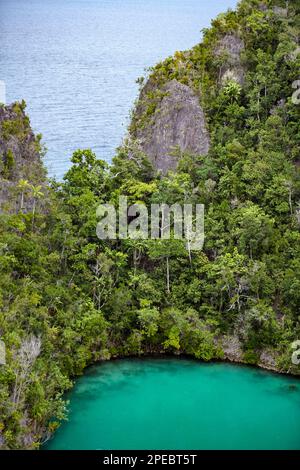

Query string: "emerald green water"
[[45, 358, 300, 450]]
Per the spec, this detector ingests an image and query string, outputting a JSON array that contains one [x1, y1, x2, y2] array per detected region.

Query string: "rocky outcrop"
[[273, 6, 288, 17], [219, 335, 285, 374], [221, 335, 244, 363], [215, 34, 245, 86], [129, 33, 246, 175], [0, 102, 45, 211], [134, 80, 210, 174], [258, 349, 277, 371]]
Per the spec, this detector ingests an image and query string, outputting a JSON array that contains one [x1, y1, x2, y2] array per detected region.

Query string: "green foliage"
[[1, 149, 15, 178], [0, 0, 300, 450]]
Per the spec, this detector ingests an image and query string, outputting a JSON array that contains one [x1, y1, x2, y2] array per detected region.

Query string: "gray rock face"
[[0, 104, 41, 177], [135, 80, 210, 174], [215, 34, 245, 85], [259, 349, 277, 370], [220, 335, 243, 363], [273, 6, 288, 17], [0, 103, 45, 210]]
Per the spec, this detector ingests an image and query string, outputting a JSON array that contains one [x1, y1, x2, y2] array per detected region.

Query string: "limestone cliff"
[[128, 4, 292, 175], [132, 79, 210, 174], [129, 32, 246, 174], [0, 102, 45, 211]]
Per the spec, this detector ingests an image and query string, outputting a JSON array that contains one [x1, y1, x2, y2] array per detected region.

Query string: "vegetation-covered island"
[[0, 0, 300, 449]]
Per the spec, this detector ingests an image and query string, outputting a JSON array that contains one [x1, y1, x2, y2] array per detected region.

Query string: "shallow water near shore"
[[44, 358, 300, 450]]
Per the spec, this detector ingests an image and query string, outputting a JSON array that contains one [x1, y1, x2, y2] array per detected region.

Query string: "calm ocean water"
[[0, 0, 237, 179]]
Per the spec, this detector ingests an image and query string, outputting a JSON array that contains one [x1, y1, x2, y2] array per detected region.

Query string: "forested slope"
[[0, 0, 300, 449]]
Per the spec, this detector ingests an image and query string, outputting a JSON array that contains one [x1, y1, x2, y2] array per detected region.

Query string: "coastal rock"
[[0, 103, 45, 211], [134, 79, 210, 174], [259, 349, 277, 370], [221, 335, 244, 363]]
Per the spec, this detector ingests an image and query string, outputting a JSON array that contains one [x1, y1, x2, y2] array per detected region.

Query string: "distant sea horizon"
[[0, 0, 238, 179]]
